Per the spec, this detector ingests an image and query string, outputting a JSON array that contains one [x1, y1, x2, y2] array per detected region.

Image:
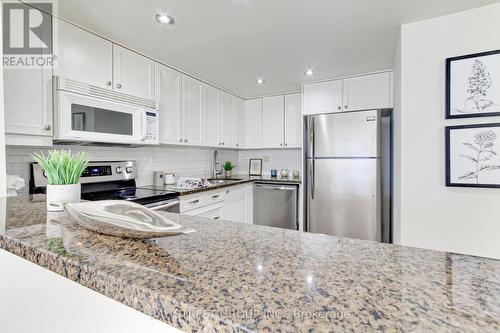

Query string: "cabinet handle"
[[280, 143, 283, 146], [213, 216, 220, 220], [236, 144, 239, 147], [344, 105, 348, 109], [116, 83, 122, 89], [188, 199, 200, 204], [106, 81, 112, 86], [222, 142, 224, 146], [337, 106, 342, 110], [179, 139, 183, 143], [285, 143, 288, 147], [212, 194, 220, 198], [43, 124, 51, 131], [184, 139, 188, 143]]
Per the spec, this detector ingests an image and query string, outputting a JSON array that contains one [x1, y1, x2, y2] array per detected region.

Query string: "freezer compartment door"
[[254, 184, 298, 230], [311, 110, 380, 158], [307, 158, 380, 241]]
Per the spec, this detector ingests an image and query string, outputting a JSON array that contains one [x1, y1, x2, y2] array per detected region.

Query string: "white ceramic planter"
[[46, 183, 81, 212], [225, 170, 232, 178]]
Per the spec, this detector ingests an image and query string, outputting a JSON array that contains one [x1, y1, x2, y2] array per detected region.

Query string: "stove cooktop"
[[81, 187, 179, 205]]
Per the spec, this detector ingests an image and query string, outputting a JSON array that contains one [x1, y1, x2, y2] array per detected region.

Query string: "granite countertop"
[[140, 175, 301, 196], [1, 195, 499, 332]]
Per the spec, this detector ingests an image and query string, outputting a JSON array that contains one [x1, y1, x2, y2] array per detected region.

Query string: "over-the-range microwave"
[[54, 85, 159, 146]]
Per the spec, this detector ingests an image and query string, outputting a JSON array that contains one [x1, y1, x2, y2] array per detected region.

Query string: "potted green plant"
[[223, 161, 236, 178], [31, 150, 90, 212]]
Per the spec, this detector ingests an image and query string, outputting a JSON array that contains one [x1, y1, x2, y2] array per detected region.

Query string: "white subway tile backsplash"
[[237, 148, 302, 176], [6, 145, 239, 195]]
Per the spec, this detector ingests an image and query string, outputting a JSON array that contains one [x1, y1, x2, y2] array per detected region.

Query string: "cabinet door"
[[223, 186, 247, 223], [4, 68, 53, 137], [244, 99, 263, 148], [342, 72, 392, 111], [183, 76, 203, 145], [57, 20, 113, 89], [220, 92, 235, 148], [156, 64, 182, 144], [284, 93, 302, 148], [262, 96, 285, 148], [303, 79, 343, 115], [203, 85, 220, 147], [234, 97, 245, 148], [113, 45, 155, 100]]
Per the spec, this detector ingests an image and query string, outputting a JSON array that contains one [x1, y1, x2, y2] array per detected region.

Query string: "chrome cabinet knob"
[[125, 166, 133, 174], [344, 105, 348, 109], [222, 142, 224, 146], [106, 81, 112, 86], [116, 83, 122, 89], [116, 167, 123, 174], [43, 124, 51, 131], [337, 106, 342, 110], [184, 139, 188, 143], [285, 143, 288, 146], [280, 143, 283, 146]]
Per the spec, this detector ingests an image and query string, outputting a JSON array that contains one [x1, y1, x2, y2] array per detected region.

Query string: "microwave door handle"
[[140, 112, 147, 141]]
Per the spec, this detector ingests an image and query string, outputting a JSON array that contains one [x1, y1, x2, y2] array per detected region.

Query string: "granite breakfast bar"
[[0, 195, 499, 332]]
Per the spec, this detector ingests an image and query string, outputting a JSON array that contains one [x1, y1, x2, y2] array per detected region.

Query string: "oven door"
[[144, 198, 180, 213], [56, 91, 155, 145]]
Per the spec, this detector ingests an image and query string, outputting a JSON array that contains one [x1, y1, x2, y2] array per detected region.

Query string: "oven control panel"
[[31, 161, 137, 188], [82, 165, 112, 177]]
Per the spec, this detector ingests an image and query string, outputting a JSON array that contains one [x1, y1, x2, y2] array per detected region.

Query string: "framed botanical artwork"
[[446, 49, 500, 119], [446, 123, 500, 188], [249, 158, 263, 176]]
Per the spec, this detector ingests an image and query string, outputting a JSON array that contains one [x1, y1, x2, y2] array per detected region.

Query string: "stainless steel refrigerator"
[[305, 109, 392, 242]]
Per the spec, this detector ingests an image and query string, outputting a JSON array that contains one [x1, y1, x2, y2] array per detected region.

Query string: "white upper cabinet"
[[113, 45, 155, 100], [303, 79, 343, 115], [57, 20, 113, 89], [183, 76, 203, 145], [234, 97, 245, 148], [262, 96, 285, 148], [203, 84, 220, 147], [156, 64, 182, 144], [220, 91, 236, 148], [244, 99, 263, 148], [342, 72, 392, 111], [284, 93, 302, 148]]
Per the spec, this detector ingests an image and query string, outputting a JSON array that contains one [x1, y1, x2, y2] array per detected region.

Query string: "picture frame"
[[445, 123, 500, 188], [446, 49, 500, 119], [249, 158, 263, 176]]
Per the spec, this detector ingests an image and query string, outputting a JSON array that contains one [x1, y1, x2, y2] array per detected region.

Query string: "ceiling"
[[57, 0, 499, 98]]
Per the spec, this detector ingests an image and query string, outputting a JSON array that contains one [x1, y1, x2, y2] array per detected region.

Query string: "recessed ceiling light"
[[305, 69, 314, 76], [155, 14, 175, 25], [256, 78, 265, 85]]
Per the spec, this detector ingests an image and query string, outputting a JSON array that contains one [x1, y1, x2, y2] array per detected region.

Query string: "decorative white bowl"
[[64, 200, 189, 239]]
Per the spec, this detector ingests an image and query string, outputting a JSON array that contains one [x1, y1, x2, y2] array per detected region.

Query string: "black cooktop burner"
[[81, 187, 178, 205]]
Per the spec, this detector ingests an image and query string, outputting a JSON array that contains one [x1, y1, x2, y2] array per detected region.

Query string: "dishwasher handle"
[[255, 184, 296, 191], [146, 199, 180, 211]]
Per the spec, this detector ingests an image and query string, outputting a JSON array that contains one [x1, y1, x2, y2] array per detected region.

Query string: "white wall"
[[0, 4, 6, 197], [7, 145, 238, 194], [396, 3, 500, 259]]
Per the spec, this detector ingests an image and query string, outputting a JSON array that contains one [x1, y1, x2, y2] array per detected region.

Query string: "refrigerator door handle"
[[309, 159, 315, 200]]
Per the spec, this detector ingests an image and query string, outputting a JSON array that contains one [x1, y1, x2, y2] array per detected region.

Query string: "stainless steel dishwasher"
[[253, 183, 299, 230]]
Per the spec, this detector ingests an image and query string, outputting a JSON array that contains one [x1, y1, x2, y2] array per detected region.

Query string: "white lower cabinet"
[[223, 185, 248, 224], [180, 184, 253, 224]]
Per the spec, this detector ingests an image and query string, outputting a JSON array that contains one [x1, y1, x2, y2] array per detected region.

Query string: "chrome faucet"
[[212, 150, 223, 179]]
